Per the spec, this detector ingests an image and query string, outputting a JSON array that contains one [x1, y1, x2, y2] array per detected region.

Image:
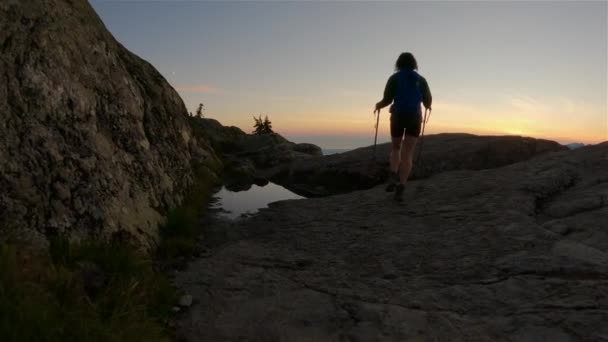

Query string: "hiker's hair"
[[395, 52, 418, 71]]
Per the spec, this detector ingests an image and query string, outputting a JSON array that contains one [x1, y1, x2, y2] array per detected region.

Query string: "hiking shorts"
[[390, 113, 422, 138]]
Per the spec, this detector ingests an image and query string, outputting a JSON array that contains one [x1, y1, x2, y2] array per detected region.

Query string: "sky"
[[90, 0, 607, 149]]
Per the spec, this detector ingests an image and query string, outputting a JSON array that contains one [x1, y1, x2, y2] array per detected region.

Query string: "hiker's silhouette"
[[374, 52, 432, 201]]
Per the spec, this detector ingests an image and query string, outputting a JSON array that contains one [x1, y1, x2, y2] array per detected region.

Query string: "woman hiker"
[[374, 52, 432, 201]]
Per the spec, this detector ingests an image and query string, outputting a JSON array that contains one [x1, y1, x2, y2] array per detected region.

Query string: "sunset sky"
[[91, 1, 607, 149]]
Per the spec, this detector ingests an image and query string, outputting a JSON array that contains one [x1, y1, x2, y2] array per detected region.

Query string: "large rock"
[[191, 117, 321, 173], [175, 142, 608, 341], [269, 133, 567, 196], [190, 117, 247, 155], [0, 0, 215, 245]]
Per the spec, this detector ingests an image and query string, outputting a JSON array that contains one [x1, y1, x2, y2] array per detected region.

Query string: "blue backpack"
[[390, 70, 423, 117]]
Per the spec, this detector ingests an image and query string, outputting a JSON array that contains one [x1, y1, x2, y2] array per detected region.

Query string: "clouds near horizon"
[[174, 84, 222, 94]]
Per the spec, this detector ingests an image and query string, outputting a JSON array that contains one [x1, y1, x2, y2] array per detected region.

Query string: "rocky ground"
[[175, 143, 608, 342], [266, 134, 566, 197]]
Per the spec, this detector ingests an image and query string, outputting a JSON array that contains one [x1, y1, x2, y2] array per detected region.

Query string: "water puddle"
[[211, 182, 304, 220]]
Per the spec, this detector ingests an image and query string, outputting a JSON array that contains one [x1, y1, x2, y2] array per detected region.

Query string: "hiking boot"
[[394, 183, 405, 202], [385, 172, 399, 192]]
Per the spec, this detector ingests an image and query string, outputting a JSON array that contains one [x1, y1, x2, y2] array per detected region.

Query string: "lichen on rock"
[[0, 0, 216, 246]]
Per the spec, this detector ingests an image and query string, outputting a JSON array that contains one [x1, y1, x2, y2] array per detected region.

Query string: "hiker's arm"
[[421, 77, 432, 110], [375, 75, 395, 111]]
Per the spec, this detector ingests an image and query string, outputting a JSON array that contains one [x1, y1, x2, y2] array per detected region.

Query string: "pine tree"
[[195, 103, 205, 118], [262, 115, 273, 134], [253, 115, 264, 134], [253, 115, 274, 135]]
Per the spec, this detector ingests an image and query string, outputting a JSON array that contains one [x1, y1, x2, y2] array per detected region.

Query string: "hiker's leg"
[[389, 114, 404, 174], [398, 135, 418, 184], [390, 136, 402, 173]]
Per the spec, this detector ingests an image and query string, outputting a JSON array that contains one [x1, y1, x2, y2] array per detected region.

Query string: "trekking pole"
[[372, 109, 381, 162], [414, 108, 431, 171]]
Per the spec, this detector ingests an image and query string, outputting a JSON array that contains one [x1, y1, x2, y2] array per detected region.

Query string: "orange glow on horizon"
[[225, 119, 606, 145], [217, 101, 606, 145], [278, 122, 606, 145]]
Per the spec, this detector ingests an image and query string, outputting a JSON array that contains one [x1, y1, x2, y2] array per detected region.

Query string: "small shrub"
[[195, 103, 205, 118], [189, 103, 205, 118], [158, 161, 221, 260]]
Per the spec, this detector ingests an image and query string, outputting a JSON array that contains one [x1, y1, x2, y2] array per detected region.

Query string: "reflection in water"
[[212, 182, 304, 220]]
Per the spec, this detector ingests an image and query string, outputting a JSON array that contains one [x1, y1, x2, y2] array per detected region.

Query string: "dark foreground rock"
[[0, 0, 215, 244], [176, 143, 608, 341], [190, 118, 321, 190], [192, 118, 321, 167], [268, 134, 567, 197]]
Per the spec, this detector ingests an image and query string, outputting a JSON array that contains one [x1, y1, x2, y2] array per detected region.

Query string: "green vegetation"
[[0, 239, 174, 342], [158, 160, 222, 260], [253, 115, 273, 135], [0, 158, 223, 342]]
